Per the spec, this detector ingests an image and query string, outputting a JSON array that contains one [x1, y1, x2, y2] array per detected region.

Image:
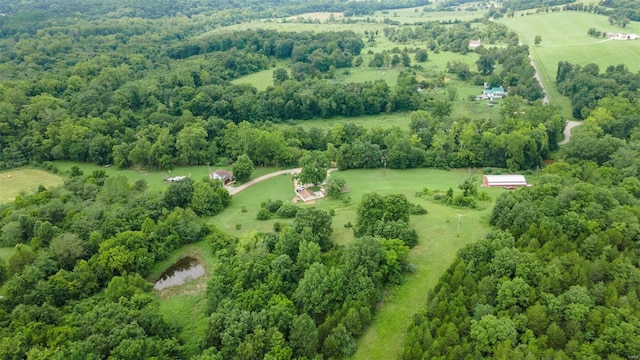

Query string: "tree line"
[[556, 61, 640, 119]]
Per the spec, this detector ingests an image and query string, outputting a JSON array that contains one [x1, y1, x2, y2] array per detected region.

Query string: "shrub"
[[256, 208, 272, 220], [262, 199, 283, 213], [276, 203, 299, 218], [410, 203, 428, 215], [477, 191, 492, 201], [452, 194, 477, 208], [273, 222, 282, 232], [329, 209, 335, 216], [235, 223, 241, 230]]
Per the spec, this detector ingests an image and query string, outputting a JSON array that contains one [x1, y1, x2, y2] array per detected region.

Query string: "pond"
[[154, 256, 205, 290]]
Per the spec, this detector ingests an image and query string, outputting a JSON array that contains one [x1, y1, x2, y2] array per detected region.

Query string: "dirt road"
[[225, 168, 301, 195], [558, 120, 582, 146], [529, 53, 549, 105]]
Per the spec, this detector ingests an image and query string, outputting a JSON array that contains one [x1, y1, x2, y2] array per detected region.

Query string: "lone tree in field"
[[232, 154, 254, 182], [534, 35, 542, 46], [325, 175, 347, 199], [299, 150, 330, 185]]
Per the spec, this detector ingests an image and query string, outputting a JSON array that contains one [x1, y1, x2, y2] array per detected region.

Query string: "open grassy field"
[[353, 197, 491, 359], [280, 112, 413, 130], [52, 161, 278, 193], [0, 169, 64, 203], [499, 12, 640, 118], [151, 241, 216, 356], [209, 173, 297, 234], [0, 247, 15, 262], [361, 7, 486, 24]]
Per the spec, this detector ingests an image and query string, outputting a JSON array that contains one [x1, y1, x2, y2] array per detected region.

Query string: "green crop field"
[[499, 12, 640, 118], [0, 169, 64, 203], [360, 7, 486, 24]]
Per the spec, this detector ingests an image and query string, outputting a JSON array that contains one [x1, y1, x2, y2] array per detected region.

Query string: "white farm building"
[[482, 174, 528, 188]]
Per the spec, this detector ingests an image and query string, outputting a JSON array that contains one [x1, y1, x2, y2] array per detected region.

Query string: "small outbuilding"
[[166, 176, 187, 183], [482, 174, 528, 188], [210, 169, 234, 184]]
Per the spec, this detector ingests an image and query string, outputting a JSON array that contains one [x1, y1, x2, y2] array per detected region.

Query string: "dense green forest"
[[2, 0, 640, 358], [402, 97, 640, 359], [0, 11, 550, 172]]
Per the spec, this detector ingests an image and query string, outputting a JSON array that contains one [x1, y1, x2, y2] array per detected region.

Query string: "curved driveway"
[[225, 168, 301, 195], [558, 120, 582, 146]]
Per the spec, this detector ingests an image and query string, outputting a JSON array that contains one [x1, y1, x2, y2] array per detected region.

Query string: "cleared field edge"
[[0, 168, 64, 204]]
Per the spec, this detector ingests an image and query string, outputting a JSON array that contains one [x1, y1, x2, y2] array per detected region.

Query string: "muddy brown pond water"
[[154, 256, 205, 290]]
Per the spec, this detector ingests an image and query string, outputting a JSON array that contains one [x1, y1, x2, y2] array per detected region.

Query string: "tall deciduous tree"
[[164, 177, 194, 209], [298, 150, 330, 185], [232, 154, 254, 182], [176, 121, 209, 165], [293, 208, 332, 249], [325, 175, 347, 198]]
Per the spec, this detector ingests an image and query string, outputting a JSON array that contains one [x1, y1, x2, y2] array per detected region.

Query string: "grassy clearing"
[[353, 201, 491, 359], [231, 68, 276, 91], [280, 112, 413, 130], [499, 12, 640, 118], [0, 169, 64, 203], [209, 173, 296, 234], [151, 241, 216, 356], [0, 247, 15, 263], [52, 161, 277, 193], [361, 7, 486, 24]]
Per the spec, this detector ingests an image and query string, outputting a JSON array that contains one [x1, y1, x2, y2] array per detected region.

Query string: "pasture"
[[0, 169, 64, 204], [499, 12, 640, 117]]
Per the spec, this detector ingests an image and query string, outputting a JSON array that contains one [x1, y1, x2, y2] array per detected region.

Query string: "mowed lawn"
[[499, 12, 640, 116], [0, 169, 64, 203], [209, 173, 297, 234]]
